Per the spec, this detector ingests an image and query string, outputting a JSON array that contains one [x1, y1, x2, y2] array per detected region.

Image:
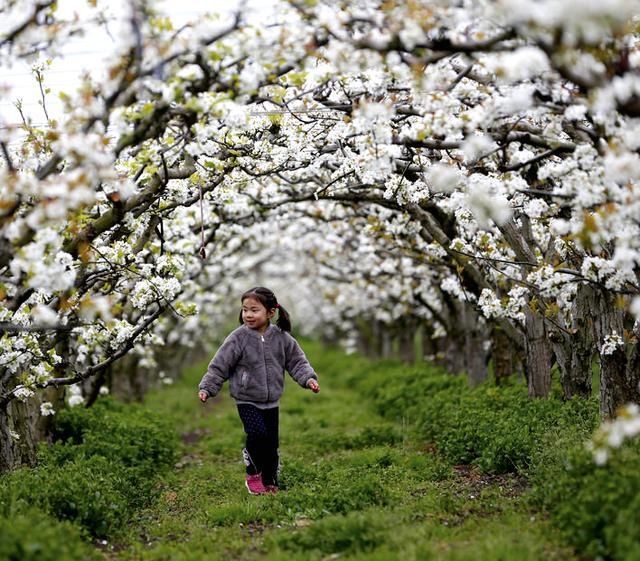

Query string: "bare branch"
[[0, 141, 15, 172]]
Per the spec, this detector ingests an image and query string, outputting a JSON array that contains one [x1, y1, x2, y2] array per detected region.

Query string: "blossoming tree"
[[1, 0, 639, 470]]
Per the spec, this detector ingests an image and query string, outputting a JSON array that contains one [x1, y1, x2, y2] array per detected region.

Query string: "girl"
[[198, 287, 320, 495]]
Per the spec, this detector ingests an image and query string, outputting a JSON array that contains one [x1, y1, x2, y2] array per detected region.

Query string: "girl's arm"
[[198, 331, 244, 398], [284, 334, 318, 389]]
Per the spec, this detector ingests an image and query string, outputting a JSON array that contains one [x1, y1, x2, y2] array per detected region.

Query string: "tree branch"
[[0, 303, 166, 410]]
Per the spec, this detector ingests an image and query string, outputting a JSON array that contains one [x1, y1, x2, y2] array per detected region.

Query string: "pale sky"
[[1, 0, 275, 128]]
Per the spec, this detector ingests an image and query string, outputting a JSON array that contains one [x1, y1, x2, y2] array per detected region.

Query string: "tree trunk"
[[110, 354, 146, 402], [552, 331, 594, 399], [524, 306, 552, 397], [354, 318, 376, 358], [549, 283, 595, 400], [0, 400, 19, 472], [397, 320, 416, 363], [432, 299, 488, 381], [356, 328, 371, 357], [440, 328, 466, 375], [499, 216, 552, 396], [591, 291, 640, 418], [0, 383, 62, 472], [368, 320, 384, 359], [461, 303, 489, 386], [380, 323, 393, 359], [421, 324, 438, 362], [1, 328, 74, 471], [490, 324, 521, 385], [86, 366, 109, 408]]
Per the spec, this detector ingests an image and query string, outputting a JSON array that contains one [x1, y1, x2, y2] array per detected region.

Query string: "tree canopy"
[[1, 0, 639, 468]]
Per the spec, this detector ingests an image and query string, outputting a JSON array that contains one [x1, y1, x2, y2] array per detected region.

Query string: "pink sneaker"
[[264, 485, 279, 494], [245, 474, 267, 495]]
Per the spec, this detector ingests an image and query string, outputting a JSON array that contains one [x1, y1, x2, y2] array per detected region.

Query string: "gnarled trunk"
[[552, 331, 593, 400], [524, 306, 552, 397], [490, 324, 522, 385], [591, 291, 640, 418], [461, 303, 489, 386], [499, 217, 551, 397], [0, 383, 62, 472], [549, 283, 595, 400]]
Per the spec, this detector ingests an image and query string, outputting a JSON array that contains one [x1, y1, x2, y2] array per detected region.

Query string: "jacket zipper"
[[261, 334, 270, 402]]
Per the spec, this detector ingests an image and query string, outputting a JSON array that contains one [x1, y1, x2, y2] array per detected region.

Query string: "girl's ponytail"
[[276, 304, 292, 333]]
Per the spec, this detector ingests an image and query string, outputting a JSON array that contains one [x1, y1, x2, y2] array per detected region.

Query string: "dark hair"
[[238, 286, 292, 332]]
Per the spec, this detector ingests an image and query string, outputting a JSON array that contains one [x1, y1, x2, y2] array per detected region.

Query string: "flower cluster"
[[589, 404, 640, 465]]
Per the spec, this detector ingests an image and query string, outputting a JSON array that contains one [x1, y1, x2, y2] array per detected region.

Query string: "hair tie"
[[275, 304, 280, 309]]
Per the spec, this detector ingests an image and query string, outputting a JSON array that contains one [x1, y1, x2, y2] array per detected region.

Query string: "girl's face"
[[241, 296, 275, 333]]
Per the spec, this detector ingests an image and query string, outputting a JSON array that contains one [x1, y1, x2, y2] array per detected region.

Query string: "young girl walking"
[[198, 287, 320, 495]]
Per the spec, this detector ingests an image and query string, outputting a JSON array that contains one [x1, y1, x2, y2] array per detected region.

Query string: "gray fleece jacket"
[[198, 324, 317, 405]]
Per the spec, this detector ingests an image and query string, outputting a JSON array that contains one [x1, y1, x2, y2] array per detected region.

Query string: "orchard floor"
[[101, 343, 577, 561]]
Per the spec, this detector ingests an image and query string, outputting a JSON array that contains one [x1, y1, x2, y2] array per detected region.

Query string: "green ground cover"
[[97, 343, 578, 561], [3, 341, 639, 561]]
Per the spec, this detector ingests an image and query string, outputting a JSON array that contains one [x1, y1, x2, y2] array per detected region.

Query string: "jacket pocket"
[[240, 370, 248, 389]]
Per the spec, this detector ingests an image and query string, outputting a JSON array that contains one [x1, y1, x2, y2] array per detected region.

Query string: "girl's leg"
[[237, 404, 268, 476], [261, 407, 280, 487]]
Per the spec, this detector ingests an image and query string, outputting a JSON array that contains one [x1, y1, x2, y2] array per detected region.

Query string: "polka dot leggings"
[[237, 404, 279, 486]]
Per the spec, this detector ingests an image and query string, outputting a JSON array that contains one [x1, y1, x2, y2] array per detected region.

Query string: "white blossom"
[[600, 332, 624, 356], [604, 152, 640, 185], [176, 64, 204, 81], [67, 385, 85, 407], [425, 164, 463, 193], [14, 386, 35, 401], [31, 305, 59, 327], [486, 47, 550, 82], [466, 175, 513, 227], [523, 198, 549, 219], [40, 402, 55, 416], [590, 404, 640, 465], [399, 20, 425, 50], [564, 104, 588, 121]]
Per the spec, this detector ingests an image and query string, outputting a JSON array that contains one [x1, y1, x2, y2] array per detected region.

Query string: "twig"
[[504, 148, 561, 172], [89, 243, 186, 317], [33, 66, 50, 122], [0, 141, 15, 172]]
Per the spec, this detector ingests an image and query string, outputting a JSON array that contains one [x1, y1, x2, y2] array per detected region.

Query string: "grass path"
[[105, 342, 577, 561]]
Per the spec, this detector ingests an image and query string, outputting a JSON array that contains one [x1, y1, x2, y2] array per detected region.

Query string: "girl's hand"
[[307, 379, 320, 393], [198, 390, 208, 402]]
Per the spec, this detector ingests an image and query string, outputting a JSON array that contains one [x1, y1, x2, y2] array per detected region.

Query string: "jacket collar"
[[241, 323, 274, 338]]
